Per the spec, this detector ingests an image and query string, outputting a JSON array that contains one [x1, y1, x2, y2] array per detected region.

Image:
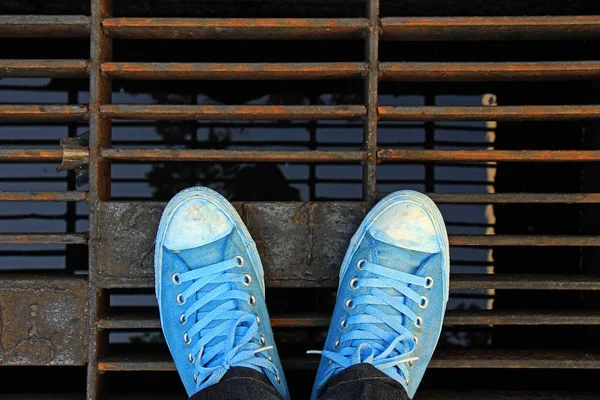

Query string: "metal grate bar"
[[102, 62, 368, 80], [0, 60, 90, 78], [378, 150, 600, 162], [380, 16, 600, 41], [0, 105, 88, 122], [102, 18, 369, 40], [449, 235, 600, 246], [0, 191, 88, 202], [100, 105, 366, 120], [379, 61, 600, 82], [378, 106, 600, 121], [0, 233, 88, 244], [0, 148, 65, 162], [427, 193, 600, 204], [363, 0, 379, 202], [101, 148, 365, 162], [0, 15, 91, 38]]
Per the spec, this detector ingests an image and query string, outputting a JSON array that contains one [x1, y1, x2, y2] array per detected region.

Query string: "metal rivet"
[[419, 296, 428, 309], [248, 294, 256, 306], [345, 298, 355, 310], [356, 259, 366, 270], [243, 274, 252, 286], [176, 293, 186, 305], [349, 277, 359, 290], [235, 255, 245, 267], [425, 276, 434, 289], [172, 273, 181, 285]]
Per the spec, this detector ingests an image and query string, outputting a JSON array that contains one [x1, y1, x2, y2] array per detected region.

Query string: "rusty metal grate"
[[1, 0, 600, 398]]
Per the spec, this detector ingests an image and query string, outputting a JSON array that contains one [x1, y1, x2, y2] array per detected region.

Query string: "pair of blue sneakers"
[[155, 187, 449, 399]]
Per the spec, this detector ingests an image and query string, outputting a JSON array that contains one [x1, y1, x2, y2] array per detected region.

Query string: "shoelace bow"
[[308, 260, 431, 385], [174, 256, 278, 390]]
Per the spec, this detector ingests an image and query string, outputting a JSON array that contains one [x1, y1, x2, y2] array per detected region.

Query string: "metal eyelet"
[[349, 277, 359, 290], [248, 294, 256, 306], [328, 359, 333, 366], [406, 378, 410, 385], [176, 293, 186, 305], [193, 374, 198, 383], [345, 298, 355, 310], [188, 352, 195, 363], [419, 296, 428, 309], [334, 338, 340, 349], [340, 319, 348, 330], [243, 274, 252, 286], [356, 259, 366, 270], [179, 314, 187, 325], [260, 335, 266, 345], [235, 255, 245, 267], [268, 355, 273, 362], [256, 315, 261, 325], [275, 375, 281, 383], [424, 276, 434, 289], [414, 316, 423, 328], [414, 336, 419, 347], [183, 332, 191, 345], [172, 273, 181, 285], [408, 360, 414, 367]]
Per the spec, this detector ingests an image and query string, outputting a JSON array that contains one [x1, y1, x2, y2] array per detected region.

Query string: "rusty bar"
[[88, 0, 113, 398], [378, 105, 600, 121], [449, 235, 600, 246], [378, 149, 600, 162], [445, 310, 600, 325], [102, 62, 368, 80], [380, 61, 600, 82], [380, 16, 600, 41], [0, 191, 88, 202], [101, 148, 365, 163], [427, 193, 600, 204], [101, 105, 366, 120], [102, 18, 369, 40], [0, 276, 88, 366], [363, 0, 379, 202], [0, 15, 90, 38], [451, 274, 600, 290], [0, 60, 90, 78], [0, 105, 88, 122], [97, 349, 600, 371], [0, 233, 88, 244], [0, 148, 64, 162]]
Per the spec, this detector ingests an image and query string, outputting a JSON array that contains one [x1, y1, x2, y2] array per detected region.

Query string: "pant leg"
[[189, 366, 284, 400], [317, 363, 410, 400]]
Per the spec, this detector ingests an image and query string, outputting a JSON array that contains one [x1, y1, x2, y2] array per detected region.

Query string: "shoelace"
[[173, 255, 279, 390], [308, 259, 433, 385]]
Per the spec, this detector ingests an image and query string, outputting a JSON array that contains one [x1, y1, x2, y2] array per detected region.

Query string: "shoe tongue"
[[174, 236, 229, 269], [367, 231, 434, 274]]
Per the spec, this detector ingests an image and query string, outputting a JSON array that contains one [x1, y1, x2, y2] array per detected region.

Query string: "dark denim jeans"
[[189, 364, 409, 400]]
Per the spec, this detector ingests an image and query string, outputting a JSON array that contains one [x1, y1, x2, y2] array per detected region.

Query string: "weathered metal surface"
[[380, 16, 600, 41], [0, 15, 90, 38], [101, 148, 365, 163], [0, 105, 88, 122], [102, 18, 369, 40], [378, 149, 600, 162], [97, 202, 366, 287], [97, 349, 600, 371], [363, 0, 379, 202], [0, 233, 88, 245], [378, 106, 600, 121], [0, 149, 64, 162], [100, 105, 366, 120], [451, 274, 600, 290], [0, 276, 87, 365], [380, 61, 600, 82], [0, 60, 90, 78], [0, 191, 88, 202], [449, 235, 600, 246], [102, 62, 368, 80], [426, 193, 600, 204]]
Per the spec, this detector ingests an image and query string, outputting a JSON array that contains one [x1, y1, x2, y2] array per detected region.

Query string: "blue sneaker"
[[310, 190, 449, 399], [155, 187, 289, 399]]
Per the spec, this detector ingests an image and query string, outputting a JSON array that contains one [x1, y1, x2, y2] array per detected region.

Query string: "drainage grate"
[[1, 1, 600, 398]]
